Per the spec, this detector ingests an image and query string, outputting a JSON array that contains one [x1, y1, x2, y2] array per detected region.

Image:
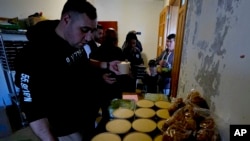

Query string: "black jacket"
[[14, 20, 100, 137]]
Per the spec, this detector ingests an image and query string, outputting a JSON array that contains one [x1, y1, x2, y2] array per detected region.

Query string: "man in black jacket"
[[14, 1, 120, 141]]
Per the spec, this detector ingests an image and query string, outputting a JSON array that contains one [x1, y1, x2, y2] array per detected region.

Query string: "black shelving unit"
[[0, 31, 28, 131]]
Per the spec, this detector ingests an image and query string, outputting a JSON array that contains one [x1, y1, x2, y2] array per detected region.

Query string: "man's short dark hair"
[[97, 24, 103, 30], [148, 59, 157, 67], [61, 0, 97, 20], [167, 33, 176, 40]]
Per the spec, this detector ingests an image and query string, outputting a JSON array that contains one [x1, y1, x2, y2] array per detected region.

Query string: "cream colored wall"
[[0, 0, 67, 19], [90, 0, 164, 62], [0, 0, 164, 64], [177, 0, 250, 140], [163, 0, 169, 6]]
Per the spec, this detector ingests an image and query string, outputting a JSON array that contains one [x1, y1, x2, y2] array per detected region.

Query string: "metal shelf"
[[0, 31, 28, 128]]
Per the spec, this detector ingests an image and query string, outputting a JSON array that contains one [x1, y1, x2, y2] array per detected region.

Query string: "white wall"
[[0, 0, 67, 19], [90, 0, 164, 62], [177, 0, 250, 140]]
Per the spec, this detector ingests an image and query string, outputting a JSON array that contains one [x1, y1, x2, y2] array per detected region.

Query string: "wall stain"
[[192, 22, 198, 45], [194, 0, 202, 16], [195, 54, 221, 107], [197, 40, 209, 51], [179, 0, 241, 104], [184, 0, 240, 107]]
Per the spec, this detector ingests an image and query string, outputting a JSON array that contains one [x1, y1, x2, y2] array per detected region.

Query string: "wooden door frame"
[[170, 0, 188, 97]]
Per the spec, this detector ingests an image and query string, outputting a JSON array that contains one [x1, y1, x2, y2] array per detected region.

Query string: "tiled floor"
[[0, 127, 39, 141]]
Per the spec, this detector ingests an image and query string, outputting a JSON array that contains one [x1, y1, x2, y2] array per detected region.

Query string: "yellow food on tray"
[[91, 132, 121, 141], [136, 99, 154, 108], [132, 118, 156, 132], [112, 108, 134, 119], [135, 108, 155, 118], [123, 132, 152, 141], [106, 119, 131, 134], [155, 101, 171, 109], [157, 119, 166, 131], [156, 109, 170, 119], [154, 134, 163, 141]]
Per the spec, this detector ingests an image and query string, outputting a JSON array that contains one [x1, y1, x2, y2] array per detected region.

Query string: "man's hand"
[[102, 73, 116, 84], [159, 60, 166, 67], [108, 60, 121, 75]]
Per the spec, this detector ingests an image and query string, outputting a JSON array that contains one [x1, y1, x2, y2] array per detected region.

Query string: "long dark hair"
[[102, 28, 118, 47]]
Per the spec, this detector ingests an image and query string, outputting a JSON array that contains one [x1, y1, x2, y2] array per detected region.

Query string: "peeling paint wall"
[[177, 0, 250, 140]]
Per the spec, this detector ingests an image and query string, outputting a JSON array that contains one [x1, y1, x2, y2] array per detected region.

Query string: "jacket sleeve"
[[14, 45, 47, 123], [155, 51, 164, 64], [136, 40, 143, 52]]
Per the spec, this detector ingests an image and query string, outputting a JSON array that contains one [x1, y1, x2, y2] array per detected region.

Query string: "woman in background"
[[90, 28, 125, 134]]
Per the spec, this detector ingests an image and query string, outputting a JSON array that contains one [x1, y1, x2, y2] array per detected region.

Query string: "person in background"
[[93, 24, 104, 47], [83, 24, 103, 59], [143, 59, 160, 93], [14, 1, 120, 141], [156, 33, 176, 96], [122, 32, 144, 67], [122, 30, 143, 52], [122, 32, 144, 92], [90, 28, 125, 134]]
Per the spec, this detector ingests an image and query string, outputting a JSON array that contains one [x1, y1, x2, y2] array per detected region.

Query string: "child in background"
[[143, 59, 159, 93]]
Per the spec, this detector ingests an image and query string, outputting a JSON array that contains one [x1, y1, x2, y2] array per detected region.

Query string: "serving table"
[[91, 92, 171, 141]]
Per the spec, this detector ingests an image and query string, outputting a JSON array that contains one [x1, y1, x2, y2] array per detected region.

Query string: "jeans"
[[162, 89, 170, 96]]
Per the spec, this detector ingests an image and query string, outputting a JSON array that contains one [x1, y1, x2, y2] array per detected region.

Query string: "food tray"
[[144, 93, 169, 102], [108, 99, 136, 118]]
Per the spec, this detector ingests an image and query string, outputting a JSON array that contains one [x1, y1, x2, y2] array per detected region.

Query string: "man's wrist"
[[107, 62, 110, 70], [100, 62, 109, 69]]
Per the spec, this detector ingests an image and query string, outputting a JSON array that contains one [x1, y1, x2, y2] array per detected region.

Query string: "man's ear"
[[62, 13, 71, 25]]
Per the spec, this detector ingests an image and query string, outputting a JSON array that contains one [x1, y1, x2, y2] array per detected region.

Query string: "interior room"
[[1, 0, 250, 141]]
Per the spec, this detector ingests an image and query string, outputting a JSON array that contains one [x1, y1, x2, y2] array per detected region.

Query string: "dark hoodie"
[[14, 20, 100, 137]]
